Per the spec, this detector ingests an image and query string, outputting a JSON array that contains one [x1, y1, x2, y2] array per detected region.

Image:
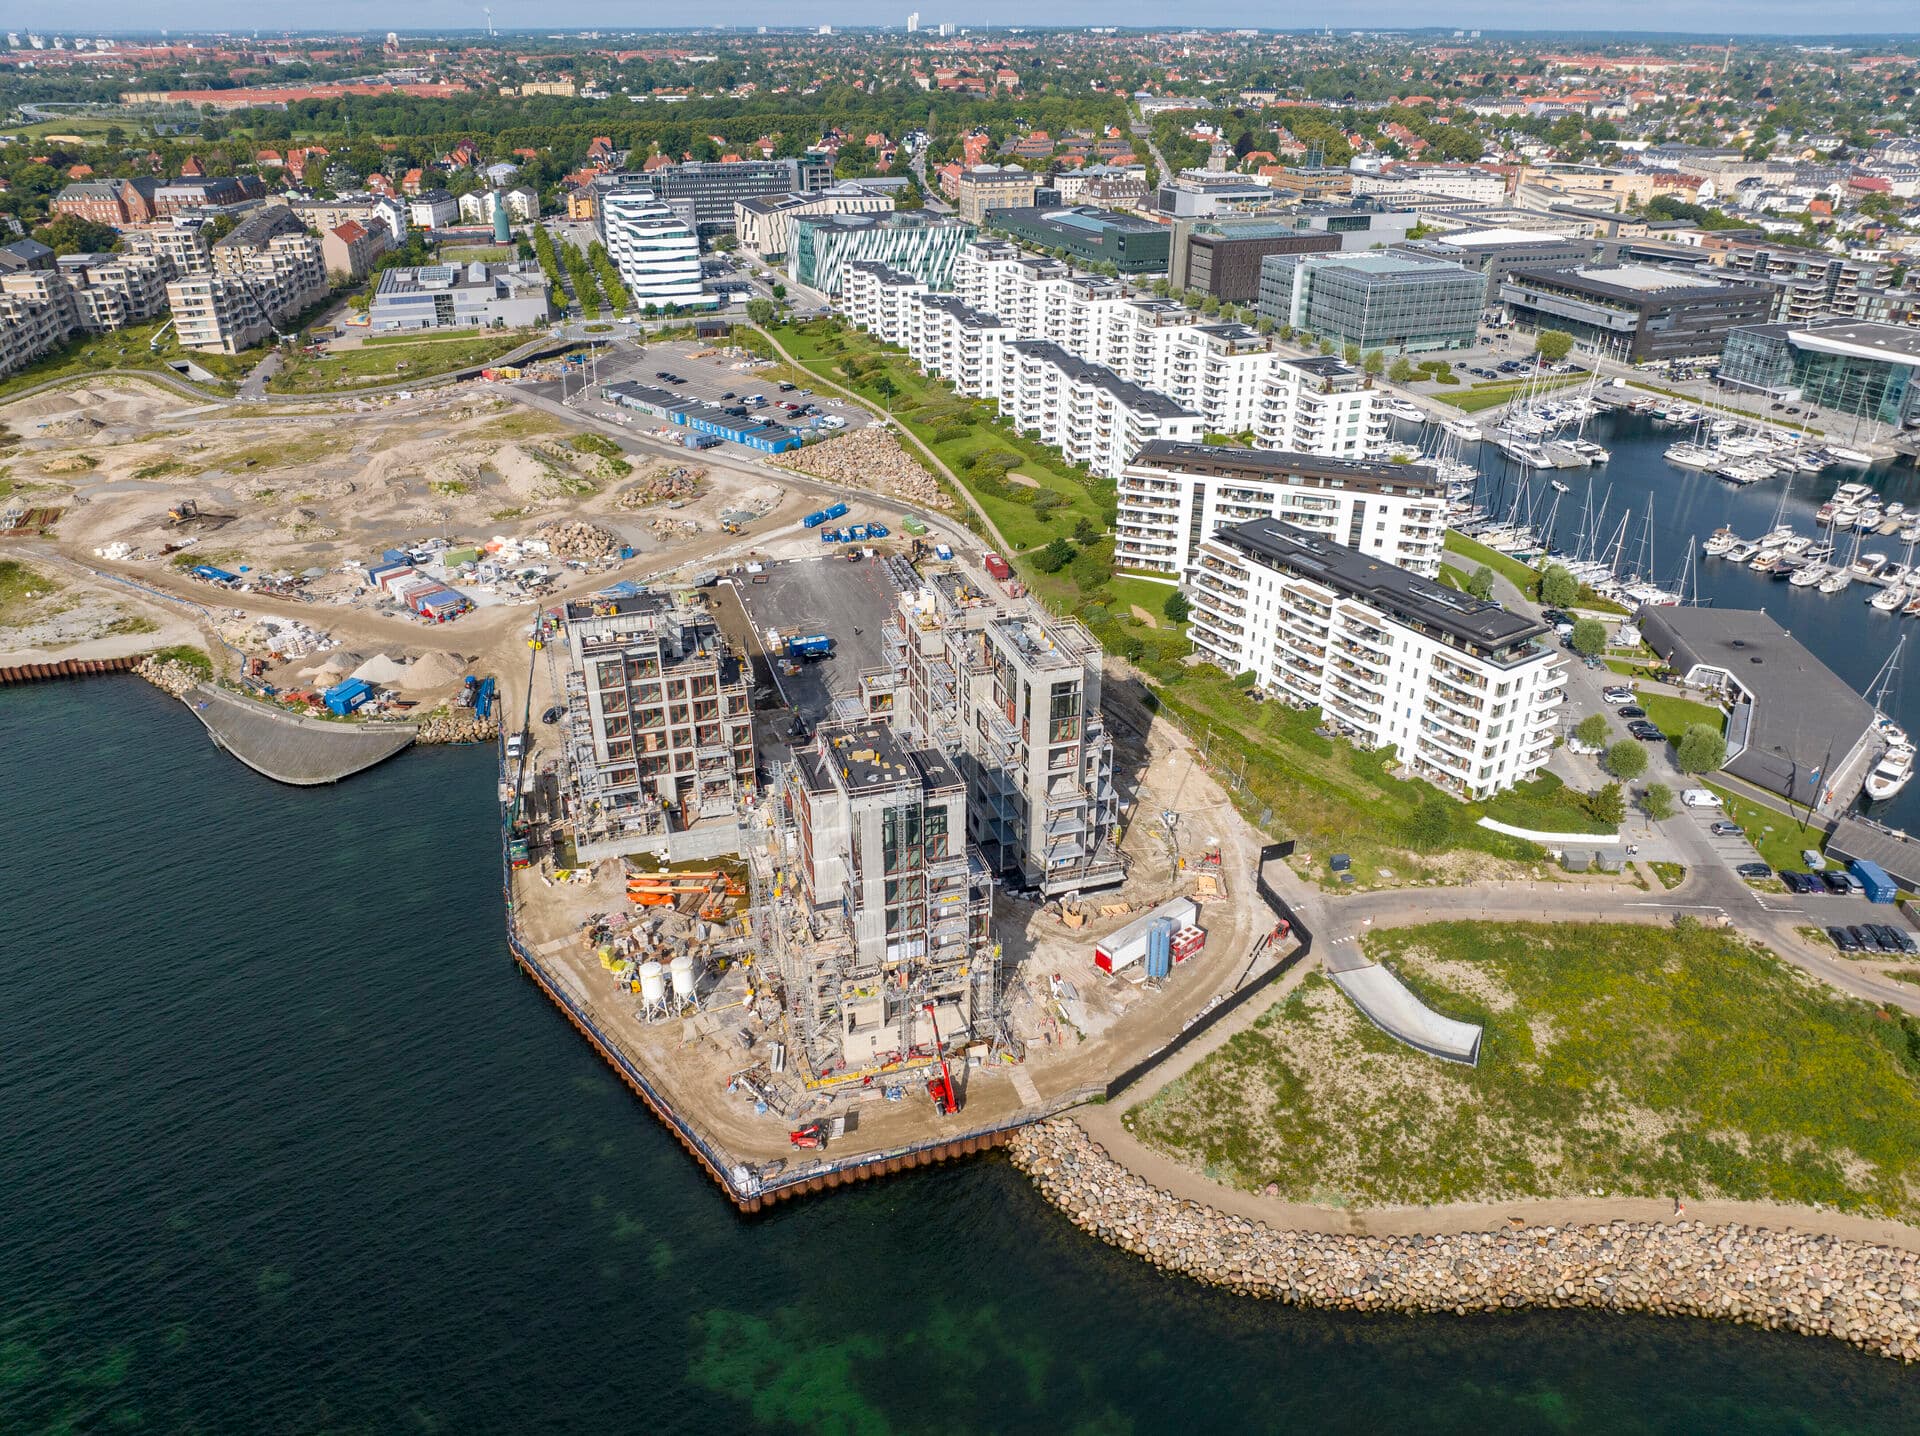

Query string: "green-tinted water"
[[4, 678, 1917, 1434]]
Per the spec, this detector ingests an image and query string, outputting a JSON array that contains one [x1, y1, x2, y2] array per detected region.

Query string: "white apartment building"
[[1188, 517, 1564, 798], [1350, 166, 1508, 205], [1117, 441, 1446, 579], [1255, 355, 1391, 457], [0, 273, 76, 378], [124, 219, 215, 278], [844, 261, 1203, 476], [952, 239, 1385, 447], [170, 210, 327, 353], [58, 252, 171, 331], [597, 183, 708, 309]]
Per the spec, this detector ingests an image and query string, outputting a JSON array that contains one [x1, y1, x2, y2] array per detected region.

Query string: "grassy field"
[[1127, 920, 1920, 1216], [1439, 375, 1585, 414], [1633, 687, 1725, 740], [267, 332, 529, 393], [1443, 530, 1541, 597], [1702, 781, 1828, 871], [0, 318, 249, 400], [0, 558, 61, 626]]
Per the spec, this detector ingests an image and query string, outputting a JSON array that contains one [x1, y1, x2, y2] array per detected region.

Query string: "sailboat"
[[1865, 636, 1913, 801]]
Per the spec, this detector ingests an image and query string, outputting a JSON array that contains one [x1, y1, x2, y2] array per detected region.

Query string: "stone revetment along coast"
[[1008, 1120, 1920, 1363]]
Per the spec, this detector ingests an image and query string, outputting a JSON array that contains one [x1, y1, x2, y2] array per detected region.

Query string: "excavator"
[[923, 1001, 959, 1117]]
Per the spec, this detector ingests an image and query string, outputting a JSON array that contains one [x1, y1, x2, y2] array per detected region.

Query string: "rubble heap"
[[529, 520, 624, 561], [771, 428, 951, 509]]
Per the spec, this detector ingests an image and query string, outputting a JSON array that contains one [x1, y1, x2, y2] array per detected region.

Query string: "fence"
[[1104, 840, 1312, 1101]]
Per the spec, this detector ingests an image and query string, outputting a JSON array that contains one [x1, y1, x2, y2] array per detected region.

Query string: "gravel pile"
[[772, 428, 951, 509], [1009, 1119, 1920, 1362], [530, 520, 623, 560]]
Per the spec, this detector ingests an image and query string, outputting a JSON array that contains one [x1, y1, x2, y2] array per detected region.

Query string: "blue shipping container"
[[323, 678, 374, 716], [822, 502, 849, 522], [1851, 858, 1899, 904], [1145, 916, 1175, 980]]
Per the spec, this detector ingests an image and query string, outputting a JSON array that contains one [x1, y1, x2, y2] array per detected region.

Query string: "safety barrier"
[[1104, 842, 1312, 1101]]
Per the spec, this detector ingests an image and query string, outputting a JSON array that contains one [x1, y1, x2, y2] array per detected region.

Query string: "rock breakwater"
[[137, 654, 202, 698], [416, 712, 498, 745], [1009, 1119, 1920, 1362]]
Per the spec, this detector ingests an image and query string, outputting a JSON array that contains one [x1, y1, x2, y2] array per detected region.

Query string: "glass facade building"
[[790, 212, 976, 296], [1721, 322, 1920, 429], [1256, 251, 1482, 353]]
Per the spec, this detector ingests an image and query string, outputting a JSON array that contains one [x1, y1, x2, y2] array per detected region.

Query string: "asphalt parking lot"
[[732, 551, 919, 732], [634, 340, 874, 430]]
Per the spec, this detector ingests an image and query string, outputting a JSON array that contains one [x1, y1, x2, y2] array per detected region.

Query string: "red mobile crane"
[[923, 1001, 959, 1116]]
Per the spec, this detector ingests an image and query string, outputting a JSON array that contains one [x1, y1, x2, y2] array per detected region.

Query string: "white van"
[[1681, 788, 1722, 809]]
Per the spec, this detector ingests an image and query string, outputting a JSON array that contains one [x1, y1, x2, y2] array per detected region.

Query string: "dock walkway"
[[183, 682, 416, 785]]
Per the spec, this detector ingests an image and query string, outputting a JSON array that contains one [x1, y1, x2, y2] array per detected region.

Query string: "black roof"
[[1008, 340, 1197, 418], [1129, 440, 1442, 495], [1213, 518, 1548, 656]]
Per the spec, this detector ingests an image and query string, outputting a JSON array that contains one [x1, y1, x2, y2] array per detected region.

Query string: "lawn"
[[267, 332, 531, 393], [1439, 375, 1585, 414], [0, 318, 248, 400], [1633, 687, 1725, 741], [0, 557, 61, 626], [1702, 781, 1828, 872], [1127, 920, 1920, 1216], [1443, 529, 1540, 598]]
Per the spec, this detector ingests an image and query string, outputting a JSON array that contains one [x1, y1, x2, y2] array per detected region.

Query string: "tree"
[[771, 282, 786, 299], [1570, 617, 1607, 657], [745, 297, 776, 327], [1403, 794, 1456, 852], [1389, 355, 1416, 383], [1574, 712, 1610, 749], [32, 214, 119, 255], [1642, 783, 1675, 821], [1534, 329, 1575, 363], [1343, 341, 1363, 365], [1465, 565, 1496, 600], [1539, 564, 1579, 607], [1072, 516, 1099, 545], [1362, 349, 1385, 376], [1588, 781, 1627, 827], [1676, 723, 1728, 774], [1162, 589, 1191, 624], [1031, 537, 1076, 573], [1604, 740, 1648, 781]]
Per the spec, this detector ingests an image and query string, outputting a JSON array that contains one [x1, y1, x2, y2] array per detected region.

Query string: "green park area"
[[1127, 920, 1920, 1217], [1703, 781, 1829, 872], [0, 317, 251, 401], [1440, 374, 1585, 414], [759, 317, 1620, 881], [266, 332, 530, 394]]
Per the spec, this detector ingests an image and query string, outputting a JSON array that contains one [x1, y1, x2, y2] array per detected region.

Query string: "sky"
[[9, 3, 1920, 38]]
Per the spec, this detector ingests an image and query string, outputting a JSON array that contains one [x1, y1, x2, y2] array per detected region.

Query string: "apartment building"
[[562, 591, 757, 862], [152, 175, 264, 216], [124, 219, 215, 278], [456, 187, 539, 226], [320, 220, 388, 282], [406, 190, 459, 229], [955, 163, 1039, 225], [596, 183, 707, 309], [733, 185, 895, 259], [286, 191, 409, 241], [0, 271, 77, 378], [169, 207, 326, 353], [1188, 518, 1565, 799], [998, 340, 1205, 475], [779, 720, 992, 1072], [877, 573, 1126, 897], [1255, 355, 1390, 458], [1351, 166, 1507, 205], [55, 252, 171, 331], [1116, 441, 1445, 579]]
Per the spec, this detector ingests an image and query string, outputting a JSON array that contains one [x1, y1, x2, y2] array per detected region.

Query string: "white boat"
[[1790, 564, 1827, 587], [1829, 447, 1874, 466], [1819, 570, 1854, 594], [1665, 441, 1718, 469], [1441, 417, 1485, 443], [1703, 527, 1737, 556], [1872, 586, 1908, 611], [1497, 437, 1553, 467], [1566, 437, 1611, 463], [1866, 748, 1914, 801], [1725, 541, 1758, 563], [1716, 458, 1772, 485], [1793, 450, 1829, 473], [1750, 547, 1783, 569], [1388, 400, 1426, 423]]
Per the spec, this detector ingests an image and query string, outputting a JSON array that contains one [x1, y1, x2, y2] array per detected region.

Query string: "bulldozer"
[[164, 499, 200, 527]]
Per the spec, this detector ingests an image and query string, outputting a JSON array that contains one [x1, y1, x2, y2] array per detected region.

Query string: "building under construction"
[[865, 573, 1126, 898], [562, 592, 758, 861], [774, 720, 995, 1079]]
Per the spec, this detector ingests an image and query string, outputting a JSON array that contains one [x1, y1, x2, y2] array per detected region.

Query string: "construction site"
[[505, 539, 1300, 1207]]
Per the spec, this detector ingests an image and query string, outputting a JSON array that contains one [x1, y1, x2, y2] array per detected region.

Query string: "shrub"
[[1030, 537, 1076, 573], [1403, 794, 1457, 852], [1465, 565, 1496, 600]]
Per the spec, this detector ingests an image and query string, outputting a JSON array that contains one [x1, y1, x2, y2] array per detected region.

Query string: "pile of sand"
[[40, 415, 105, 438], [349, 650, 467, 690]]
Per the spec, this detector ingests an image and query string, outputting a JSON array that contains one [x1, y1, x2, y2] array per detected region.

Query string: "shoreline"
[[1009, 1118, 1920, 1363]]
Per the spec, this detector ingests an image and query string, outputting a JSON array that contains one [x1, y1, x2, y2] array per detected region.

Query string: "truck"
[[983, 552, 1012, 583], [778, 633, 834, 660]]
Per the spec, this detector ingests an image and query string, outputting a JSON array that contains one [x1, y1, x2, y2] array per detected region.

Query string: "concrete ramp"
[[183, 683, 417, 786], [1330, 964, 1483, 1066]]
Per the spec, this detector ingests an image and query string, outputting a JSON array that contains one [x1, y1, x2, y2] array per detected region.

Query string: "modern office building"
[[954, 164, 1039, 225], [630, 154, 833, 233], [1187, 518, 1565, 798], [562, 591, 757, 863], [879, 574, 1126, 897], [1155, 173, 1283, 219], [1351, 166, 1507, 205], [788, 211, 975, 295], [1168, 218, 1339, 302], [733, 185, 895, 259], [985, 206, 1171, 273], [368, 261, 551, 332], [1719, 322, 1920, 430], [1291, 205, 1422, 252], [779, 719, 992, 1073], [1499, 263, 1772, 362], [597, 183, 708, 309], [1393, 228, 1601, 306], [1257, 250, 1483, 352], [1116, 441, 1445, 578]]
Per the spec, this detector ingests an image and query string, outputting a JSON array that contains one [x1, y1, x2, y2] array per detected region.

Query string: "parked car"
[[1708, 820, 1745, 837], [1821, 870, 1856, 895], [1602, 687, 1633, 704], [1584, 656, 1606, 671], [777, 381, 796, 391], [1617, 706, 1647, 720], [1848, 925, 1884, 953], [1681, 788, 1722, 809], [541, 705, 564, 725], [1781, 871, 1813, 893], [1885, 926, 1918, 955], [1801, 848, 1825, 869], [1829, 925, 1862, 952], [1628, 720, 1665, 741], [1735, 862, 1773, 881]]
